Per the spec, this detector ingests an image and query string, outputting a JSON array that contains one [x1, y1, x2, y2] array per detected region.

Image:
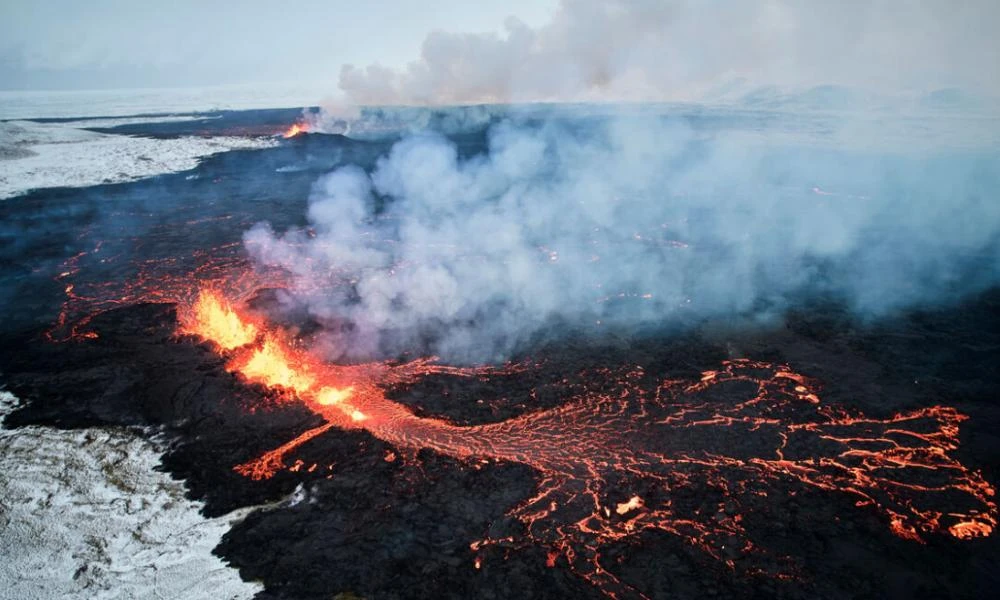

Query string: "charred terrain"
[[1, 110, 999, 599]]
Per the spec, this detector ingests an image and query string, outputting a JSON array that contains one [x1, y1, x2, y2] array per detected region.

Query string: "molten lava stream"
[[180, 288, 997, 599]]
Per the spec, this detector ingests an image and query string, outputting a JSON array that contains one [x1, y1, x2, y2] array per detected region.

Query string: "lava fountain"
[[282, 122, 309, 138], [178, 287, 997, 599]]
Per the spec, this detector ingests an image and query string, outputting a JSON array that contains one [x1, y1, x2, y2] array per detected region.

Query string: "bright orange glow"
[[183, 289, 258, 350], [317, 386, 354, 405], [282, 123, 308, 138], [615, 495, 644, 515], [180, 287, 366, 441], [235, 338, 316, 392], [949, 520, 994, 539]]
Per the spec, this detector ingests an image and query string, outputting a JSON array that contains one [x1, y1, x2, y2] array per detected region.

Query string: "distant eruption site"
[[282, 121, 309, 138], [171, 281, 995, 599]]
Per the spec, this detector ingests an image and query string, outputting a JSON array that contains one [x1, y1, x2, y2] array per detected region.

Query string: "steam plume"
[[246, 0, 1000, 362], [247, 112, 1000, 362], [337, 0, 1000, 105]]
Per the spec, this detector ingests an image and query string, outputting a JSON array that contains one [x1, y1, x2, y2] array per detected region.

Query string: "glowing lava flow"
[[181, 288, 997, 599]]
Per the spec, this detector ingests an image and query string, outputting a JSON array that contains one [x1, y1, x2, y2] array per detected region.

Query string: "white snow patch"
[[0, 120, 278, 200], [0, 391, 262, 600]]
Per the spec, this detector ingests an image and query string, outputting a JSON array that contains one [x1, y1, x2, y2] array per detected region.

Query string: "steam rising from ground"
[[247, 112, 1000, 362]]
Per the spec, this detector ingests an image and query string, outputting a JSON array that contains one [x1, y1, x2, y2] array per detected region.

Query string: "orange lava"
[[177, 285, 998, 599], [282, 123, 308, 138], [181, 289, 258, 350], [237, 338, 317, 390], [615, 496, 644, 515]]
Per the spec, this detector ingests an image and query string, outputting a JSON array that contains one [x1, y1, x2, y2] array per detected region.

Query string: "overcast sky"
[[0, 0, 557, 90], [2, 0, 998, 103]]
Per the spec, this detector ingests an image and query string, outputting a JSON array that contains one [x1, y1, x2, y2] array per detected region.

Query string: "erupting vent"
[[282, 122, 309, 138]]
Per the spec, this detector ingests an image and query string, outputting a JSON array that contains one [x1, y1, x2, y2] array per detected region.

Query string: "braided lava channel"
[[179, 287, 996, 599]]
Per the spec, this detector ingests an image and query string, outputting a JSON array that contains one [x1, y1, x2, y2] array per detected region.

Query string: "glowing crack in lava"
[[180, 288, 996, 599]]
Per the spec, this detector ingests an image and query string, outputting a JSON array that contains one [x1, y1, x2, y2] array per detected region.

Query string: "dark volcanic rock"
[[2, 294, 999, 599]]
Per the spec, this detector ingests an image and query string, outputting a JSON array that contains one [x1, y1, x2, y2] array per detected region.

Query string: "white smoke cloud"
[[244, 0, 1000, 363], [337, 0, 1000, 106], [247, 109, 1000, 362]]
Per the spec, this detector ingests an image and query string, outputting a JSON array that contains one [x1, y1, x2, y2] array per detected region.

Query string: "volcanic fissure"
[[172, 284, 996, 599]]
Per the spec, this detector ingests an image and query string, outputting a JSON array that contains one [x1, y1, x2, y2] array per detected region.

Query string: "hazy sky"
[[2, 0, 998, 102], [0, 0, 557, 90]]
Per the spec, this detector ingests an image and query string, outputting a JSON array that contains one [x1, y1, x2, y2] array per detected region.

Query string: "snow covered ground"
[[0, 120, 278, 200], [0, 391, 262, 600], [0, 83, 326, 199], [0, 87, 308, 597]]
